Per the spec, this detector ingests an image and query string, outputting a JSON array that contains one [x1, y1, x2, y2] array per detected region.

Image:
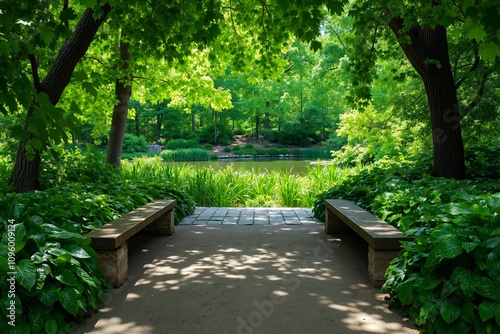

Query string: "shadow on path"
[[77, 225, 418, 334]]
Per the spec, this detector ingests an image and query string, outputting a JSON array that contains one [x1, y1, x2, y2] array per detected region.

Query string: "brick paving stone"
[[192, 220, 209, 225], [207, 221, 222, 225]]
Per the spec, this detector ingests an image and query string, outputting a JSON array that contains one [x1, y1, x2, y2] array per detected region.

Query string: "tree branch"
[[28, 53, 41, 91], [454, 40, 479, 90], [461, 71, 490, 118]]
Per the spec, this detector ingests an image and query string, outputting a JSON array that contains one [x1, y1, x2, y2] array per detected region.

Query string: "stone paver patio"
[[179, 207, 322, 226]]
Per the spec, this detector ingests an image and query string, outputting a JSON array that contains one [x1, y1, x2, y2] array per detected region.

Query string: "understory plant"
[[0, 150, 195, 333], [383, 193, 500, 333], [313, 153, 500, 333]]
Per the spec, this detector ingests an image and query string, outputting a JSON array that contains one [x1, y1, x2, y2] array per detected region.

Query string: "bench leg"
[[150, 209, 175, 235], [325, 207, 352, 234], [368, 246, 400, 288], [96, 243, 128, 288]]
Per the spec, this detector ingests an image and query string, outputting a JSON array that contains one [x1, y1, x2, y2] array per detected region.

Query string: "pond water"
[[164, 158, 329, 176]]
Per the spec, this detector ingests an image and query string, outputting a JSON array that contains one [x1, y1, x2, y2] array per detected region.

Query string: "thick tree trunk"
[[389, 19, 465, 179], [106, 32, 132, 169], [9, 4, 111, 193]]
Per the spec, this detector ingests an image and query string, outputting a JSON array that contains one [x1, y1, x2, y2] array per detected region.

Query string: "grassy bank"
[[122, 157, 362, 207]]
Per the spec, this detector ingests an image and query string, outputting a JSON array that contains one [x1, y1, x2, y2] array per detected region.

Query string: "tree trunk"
[[156, 114, 162, 143], [9, 4, 111, 193], [389, 19, 465, 179], [192, 112, 196, 132], [214, 111, 217, 143], [200, 116, 203, 127], [264, 101, 270, 140], [135, 113, 140, 137], [255, 114, 260, 140], [106, 32, 132, 169]]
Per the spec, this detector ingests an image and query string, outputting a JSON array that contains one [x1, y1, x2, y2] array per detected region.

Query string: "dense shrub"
[[209, 153, 218, 159], [234, 150, 241, 155], [233, 145, 241, 151], [267, 148, 279, 156], [224, 147, 231, 153], [292, 149, 301, 155], [244, 144, 254, 149], [204, 143, 213, 150], [122, 134, 147, 154], [255, 147, 266, 155], [279, 148, 290, 155], [164, 139, 199, 150]]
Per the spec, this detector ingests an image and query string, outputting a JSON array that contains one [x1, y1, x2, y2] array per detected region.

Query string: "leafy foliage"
[[164, 139, 200, 150], [313, 151, 500, 332], [0, 150, 195, 332], [160, 149, 210, 162], [122, 134, 148, 154]]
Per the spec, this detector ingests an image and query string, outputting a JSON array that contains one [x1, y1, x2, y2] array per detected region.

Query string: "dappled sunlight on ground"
[[77, 225, 418, 334]]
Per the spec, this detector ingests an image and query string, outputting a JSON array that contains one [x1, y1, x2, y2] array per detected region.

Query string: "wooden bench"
[[84, 199, 177, 287], [324, 199, 411, 287]]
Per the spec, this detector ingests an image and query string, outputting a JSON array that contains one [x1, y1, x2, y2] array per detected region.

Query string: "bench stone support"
[[96, 243, 128, 288], [325, 206, 351, 234], [149, 210, 175, 235], [368, 246, 399, 288]]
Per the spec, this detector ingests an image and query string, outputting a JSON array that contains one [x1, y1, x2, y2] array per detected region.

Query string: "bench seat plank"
[[325, 199, 409, 249], [86, 199, 176, 250], [325, 199, 411, 287]]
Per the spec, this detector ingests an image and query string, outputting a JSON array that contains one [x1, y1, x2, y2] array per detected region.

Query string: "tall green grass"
[[302, 148, 332, 159], [121, 157, 361, 207], [160, 149, 210, 162]]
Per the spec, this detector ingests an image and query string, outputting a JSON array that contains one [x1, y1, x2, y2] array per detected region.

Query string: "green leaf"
[[16, 259, 36, 289], [45, 319, 57, 334], [487, 195, 500, 209], [63, 244, 90, 258], [437, 237, 463, 259], [474, 276, 500, 301], [29, 305, 45, 333], [59, 287, 79, 315], [310, 40, 322, 52], [397, 280, 416, 305], [471, 204, 490, 215], [479, 300, 500, 321], [445, 202, 473, 215], [76, 267, 96, 288], [479, 42, 500, 63], [39, 282, 59, 306], [82, 81, 98, 98], [440, 302, 461, 324], [54, 268, 78, 286], [55, 253, 72, 264], [462, 242, 478, 253], [414, 275, 442, 291], [460, 302, 476, 324]]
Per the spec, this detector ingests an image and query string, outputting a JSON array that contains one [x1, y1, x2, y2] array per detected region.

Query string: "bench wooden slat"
[[85, 199, 176, 249], [325, 199, 408, 249]]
